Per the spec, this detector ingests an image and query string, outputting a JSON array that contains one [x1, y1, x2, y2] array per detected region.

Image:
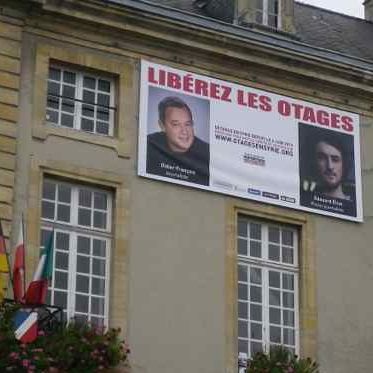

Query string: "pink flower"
[[9, 352, 19, 359], [22, 359, 30, 368], [38, 330, 45, 336]]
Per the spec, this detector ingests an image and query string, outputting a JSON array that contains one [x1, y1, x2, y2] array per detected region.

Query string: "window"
[[46, 66, 115, 136], [237, 216, 299, 360], [41, 179, 112, 327], [255, 0, 280, 28]]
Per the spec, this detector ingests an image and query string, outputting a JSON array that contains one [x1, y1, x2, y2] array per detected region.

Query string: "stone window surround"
[[32, 42, 136, 158], [225, 199, 317, 372], [26, 158, 129, 331]]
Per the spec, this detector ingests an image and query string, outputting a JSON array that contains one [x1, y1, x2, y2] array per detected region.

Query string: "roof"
[[144, 0, 373, 62], [294, 2, 373, 62]]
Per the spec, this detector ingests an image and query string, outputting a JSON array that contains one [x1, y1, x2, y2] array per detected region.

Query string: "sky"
[[299, 0, 364, 18]]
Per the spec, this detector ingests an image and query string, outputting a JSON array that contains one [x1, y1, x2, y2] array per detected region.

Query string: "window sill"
[[32, 122, 129, 158]]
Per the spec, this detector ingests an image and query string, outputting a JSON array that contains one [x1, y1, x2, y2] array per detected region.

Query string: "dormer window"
[[255, 0, 280, 28]]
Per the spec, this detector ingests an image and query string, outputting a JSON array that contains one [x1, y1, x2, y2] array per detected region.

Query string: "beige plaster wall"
[[10, 3, 373, 373]]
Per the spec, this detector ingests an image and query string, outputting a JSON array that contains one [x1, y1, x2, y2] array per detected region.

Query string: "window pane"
[[238, 320, 248, 338], [58, 185, 71, 203], [93, 240, 106, 257], [77, 255, 90, 274], [96, 121, 109, 135], [283, 274, 294, 290], [91, 317, 104, 327], [92, 258, 106, 277], [238, 339, 248, 354], [83, 76, 96, 89], [238, 218, 248, 237], [249, 223, 261, 239], [268, 15, 278, 28], [63, 71, 76, 84], [250, 286, 262, 303], [282, 230, 294, 246], [75, 294, 89, 313], [54, 271, 68, 289], [250, 322, 262, 340], [62, 85, 75, 99], [238, 265, 247, 283], [61, 113, 73, 128], [98, 79, 110, 92], [91, 297, 105, 316], [83, 90, 95, 104], [79, 189, 92, 207], [78, 208, 91, 226], [81, 118, 94, 132], [55, 252, 68, 270], [42, 201, 55, 219], [250, 268, 261, 284], [48, 81, 60, 96], [250, 240, 261, 257], [61, 99, 75, 113], [268, 0, 278, 14], [250, 304, 262, 321], [283, 310, 294, 327], [238, 302, 248, 319], [283, 292, 294, 308], [269, 307, 281, 325], [91, 278, 105, 296], [54, 291, 67, 308], [43, 181, 56, 200], [97, 94, 109, 107], [57, 204, 70, 222], [82, 104, 95, 117], [74, 314, 88, 325], [269, 289, 280, 306], [49, 68, 61, 81], [238, 238, 247, 256], [76, 275, 89, 293], [238, 283, 248, 300], [56, 232, 69, 251], [268, 244, 280, 261], [46, 109, 58, 123], [283, 328, 295, 346], [93, 211, 106, 229], [282, 247, 294, 264], [251, 342, 263, 356], [269, 271, 280, 288], [47, 96, 59, 109], [270, 326, 281, 343], [77, 236, 90, 254], [268, 227, 279, 243]]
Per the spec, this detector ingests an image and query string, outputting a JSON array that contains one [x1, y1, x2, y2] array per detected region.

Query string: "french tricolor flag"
[[13, 310, 38, 343]]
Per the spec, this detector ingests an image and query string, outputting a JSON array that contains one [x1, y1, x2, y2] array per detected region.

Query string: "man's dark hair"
[[158, 96, 193, 124], [312, 132, 350, 180]]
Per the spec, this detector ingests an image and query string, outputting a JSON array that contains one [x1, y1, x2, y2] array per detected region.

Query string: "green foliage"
[[0, 302, 129, 372], [247, 346, 319, 373]]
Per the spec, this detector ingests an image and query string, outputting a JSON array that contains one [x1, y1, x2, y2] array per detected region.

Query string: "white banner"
[[138, 60, 362, 222]]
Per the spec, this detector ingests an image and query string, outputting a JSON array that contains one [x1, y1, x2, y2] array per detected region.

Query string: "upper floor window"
[[255, 0, 280, 28], [46, 66, 116, 136], [237, 216, 299, 362]]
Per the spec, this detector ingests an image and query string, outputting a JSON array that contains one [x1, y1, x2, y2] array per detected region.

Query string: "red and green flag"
[[24, 230, 54, 305], [13, 221, 25, 302]]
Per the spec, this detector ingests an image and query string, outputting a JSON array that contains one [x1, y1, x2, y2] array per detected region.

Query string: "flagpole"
[[0, 218, 14, 293], [22, 214, 26, 298]]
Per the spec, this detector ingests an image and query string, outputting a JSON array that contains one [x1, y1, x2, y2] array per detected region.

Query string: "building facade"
[[1, 0, 373, 372]]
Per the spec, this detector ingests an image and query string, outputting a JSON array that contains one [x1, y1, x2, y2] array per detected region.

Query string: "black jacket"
[[146, 132, 210, 186]]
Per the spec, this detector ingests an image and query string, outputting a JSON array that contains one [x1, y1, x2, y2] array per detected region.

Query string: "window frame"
[[46, 65, 116, 137], [255, 0, 281, 28], [237, 217, 300, 360], [41, 179, 113, 327], [224, 201, 317, 373]]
